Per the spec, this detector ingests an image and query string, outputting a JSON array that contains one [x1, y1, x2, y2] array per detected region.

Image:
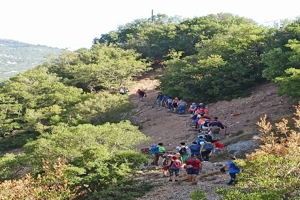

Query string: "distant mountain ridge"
[[0, 39, 62, 81]]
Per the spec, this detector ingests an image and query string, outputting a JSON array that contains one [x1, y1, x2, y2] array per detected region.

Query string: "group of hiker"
[[150, 139, 239, 186], [156, 92, 188, 114], [147, 94, 240, 186]]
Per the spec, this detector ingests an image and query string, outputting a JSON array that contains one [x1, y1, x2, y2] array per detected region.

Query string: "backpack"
[[150, 145, 160, 154], [163, 159, 168, 166], [204, 142, 213, 151], [196, 138, 205, 146], [190, 145, 200, 153], [211, 125, 220, 134], [172, 160, 181, 169], [203, 120, 210, 127], [179, 146, 187, 155]]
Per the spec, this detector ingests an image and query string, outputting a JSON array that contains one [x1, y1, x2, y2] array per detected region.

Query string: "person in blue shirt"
[[209, 117, 225, 129], [167, 97, 173, 111], [156, 92, 163, 107], [189, 141, 201, 159], [162, 95, 168, 107], [220, 155, 240, 185], [195, 135, 205, 146]]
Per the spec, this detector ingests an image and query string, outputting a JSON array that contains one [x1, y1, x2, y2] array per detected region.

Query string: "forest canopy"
[[95, 13, 300, 102]]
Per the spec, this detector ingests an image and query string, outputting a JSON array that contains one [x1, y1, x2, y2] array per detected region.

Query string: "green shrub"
[[190, 189, 207, 200], [0, 132, 39, 154]]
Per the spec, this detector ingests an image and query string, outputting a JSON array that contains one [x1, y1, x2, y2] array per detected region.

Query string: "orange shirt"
[[197, 116, 211, 124], [197, 118, 206, 125]]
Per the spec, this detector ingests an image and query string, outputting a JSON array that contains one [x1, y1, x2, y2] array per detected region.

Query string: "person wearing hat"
[[185, 155, 202, 184], [220, 155, 240, 185]]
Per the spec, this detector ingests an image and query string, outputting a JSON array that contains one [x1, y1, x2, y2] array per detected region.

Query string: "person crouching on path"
[[188, 102, 197, 115], [167, 97, 173, 111], [185, 155, 202, 184], [169, 155, 182, 182], [172, 97, 179, 112], [177, 99, 187, 114], [220, 155, 240, 186], [136, 89, 146, 101]]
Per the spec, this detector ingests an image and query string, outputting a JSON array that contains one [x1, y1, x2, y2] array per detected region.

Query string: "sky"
[[0, 0, 299, 50]]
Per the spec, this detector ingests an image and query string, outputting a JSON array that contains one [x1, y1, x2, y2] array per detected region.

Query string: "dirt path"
[[128, 77, 294, 152], [127, 75, 295, 199]]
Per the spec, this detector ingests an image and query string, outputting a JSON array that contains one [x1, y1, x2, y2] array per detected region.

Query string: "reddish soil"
[[128, 75, 295, 152]]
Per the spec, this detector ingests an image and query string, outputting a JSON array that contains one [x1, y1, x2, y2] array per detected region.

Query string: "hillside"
[[0, 39, 62, 80], [127, 75, 295, 199], [129, 77, 294, 152]]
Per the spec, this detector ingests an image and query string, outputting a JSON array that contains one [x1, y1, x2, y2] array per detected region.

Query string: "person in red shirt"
[[212, 140, 225, 152], [136, 89, 146, 101], [172, 97, 179, 112], [185, 155, 202, 184]]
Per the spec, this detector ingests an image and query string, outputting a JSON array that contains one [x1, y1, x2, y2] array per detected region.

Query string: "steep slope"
[[127, 76, 295, 199], [129, 78, 294, 152]]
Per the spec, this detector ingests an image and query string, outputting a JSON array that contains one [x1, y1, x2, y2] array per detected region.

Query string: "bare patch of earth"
[[127, 77, 295, 200], [128, 79, 294, 153]]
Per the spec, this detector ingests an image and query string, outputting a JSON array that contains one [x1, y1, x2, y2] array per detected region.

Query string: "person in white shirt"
[[176, 142, 189, 163]]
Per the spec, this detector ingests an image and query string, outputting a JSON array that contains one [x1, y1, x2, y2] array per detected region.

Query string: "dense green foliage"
[[0, 39, 62, 81], [45, 44, 150, 92], [2, 12, 300, 199], [96, 14, 300, 102], [95, 13, 255, 61], [0, 43, 151, 199], [161, 20, 267, 102], [260, 19, 300, 100]]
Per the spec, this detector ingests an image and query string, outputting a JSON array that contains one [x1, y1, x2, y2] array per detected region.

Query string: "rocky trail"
[[126, 75, 295, 199], [134, 161, 233, 200]]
